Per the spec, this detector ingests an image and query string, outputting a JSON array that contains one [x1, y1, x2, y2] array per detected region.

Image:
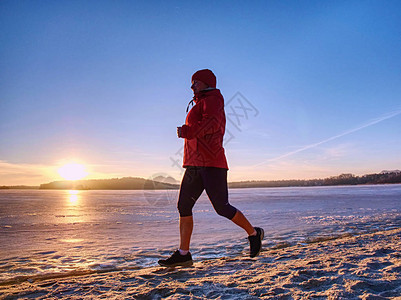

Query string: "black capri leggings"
[[177, 167, 237, 220]]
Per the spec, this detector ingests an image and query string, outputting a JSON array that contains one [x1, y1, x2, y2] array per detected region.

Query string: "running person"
[[158, 69, 263, 267]]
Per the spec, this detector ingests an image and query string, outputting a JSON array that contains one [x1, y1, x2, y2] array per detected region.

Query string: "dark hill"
[[39, 177, 179, 190]]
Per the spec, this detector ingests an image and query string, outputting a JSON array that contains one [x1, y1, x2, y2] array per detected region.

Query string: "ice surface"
[[1, 184, 400, 284]]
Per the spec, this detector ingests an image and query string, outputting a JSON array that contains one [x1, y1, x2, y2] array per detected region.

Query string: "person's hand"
[[177, 126, 182, 138]]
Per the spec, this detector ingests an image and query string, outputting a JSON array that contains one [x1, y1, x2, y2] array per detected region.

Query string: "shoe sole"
[[158, 260, 193, 268]]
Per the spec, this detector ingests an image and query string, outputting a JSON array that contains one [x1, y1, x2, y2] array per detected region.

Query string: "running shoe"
[[158, 250, 193, 267], [248, 227, 264, 258]]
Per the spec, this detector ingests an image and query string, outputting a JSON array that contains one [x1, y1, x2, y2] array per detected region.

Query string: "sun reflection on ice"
[[67, 190, 80, 205], [60, 238, 84, 243]]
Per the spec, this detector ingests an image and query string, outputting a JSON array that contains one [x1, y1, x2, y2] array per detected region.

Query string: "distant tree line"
[[228, 170, 401, 188], [2, 170, 400, 190], [0, 185, 39, 189]]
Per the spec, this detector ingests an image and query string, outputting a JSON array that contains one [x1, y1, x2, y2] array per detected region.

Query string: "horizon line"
[[2, 169, 400, 187]]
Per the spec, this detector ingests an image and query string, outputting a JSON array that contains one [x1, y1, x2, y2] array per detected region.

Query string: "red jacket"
[[180, 89, 228, 169]]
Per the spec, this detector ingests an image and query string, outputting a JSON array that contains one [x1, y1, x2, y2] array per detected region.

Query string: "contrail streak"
[[252, 108, 401, 167]]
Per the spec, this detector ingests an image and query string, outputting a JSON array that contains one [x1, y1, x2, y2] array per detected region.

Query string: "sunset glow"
[[57, 163, 88, 181]]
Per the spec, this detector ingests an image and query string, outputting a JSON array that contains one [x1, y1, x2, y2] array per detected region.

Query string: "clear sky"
[[1, 0, 401, 185]]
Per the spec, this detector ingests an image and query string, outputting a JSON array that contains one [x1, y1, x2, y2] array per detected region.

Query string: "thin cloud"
[[0, 160, 53, 185], [253, 108, 401, 167]]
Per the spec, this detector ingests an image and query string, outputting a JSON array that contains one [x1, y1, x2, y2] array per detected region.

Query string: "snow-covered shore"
[[1, 228, 400, 299]]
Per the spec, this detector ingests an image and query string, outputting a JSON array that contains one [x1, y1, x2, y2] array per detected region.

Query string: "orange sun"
[[57, 163, 88, 181]]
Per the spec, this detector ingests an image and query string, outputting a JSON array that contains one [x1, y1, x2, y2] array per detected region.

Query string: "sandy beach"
[[1, 228, 400, 299]]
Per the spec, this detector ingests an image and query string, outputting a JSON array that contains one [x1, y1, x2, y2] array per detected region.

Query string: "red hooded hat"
[[191, 69, 216, 88]]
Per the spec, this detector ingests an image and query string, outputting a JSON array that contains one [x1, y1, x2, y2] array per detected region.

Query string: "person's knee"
[[177, 200, 192, 217], [214, 204, 237, 220]]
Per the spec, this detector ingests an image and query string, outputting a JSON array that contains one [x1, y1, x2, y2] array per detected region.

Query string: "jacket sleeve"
[[180, 96, 223, 140]]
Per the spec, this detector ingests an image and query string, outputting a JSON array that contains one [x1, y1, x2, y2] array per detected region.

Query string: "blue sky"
[[1, 0, 401, 185]]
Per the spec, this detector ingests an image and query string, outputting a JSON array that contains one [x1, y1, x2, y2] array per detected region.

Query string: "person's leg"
[[176, 167, 204, 251], [158, 168, 204, 266], [201, 168, 254, 233], [201, 167, 264, 258], [231, 210, 256, 236], [179, 215, 193, 251]]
